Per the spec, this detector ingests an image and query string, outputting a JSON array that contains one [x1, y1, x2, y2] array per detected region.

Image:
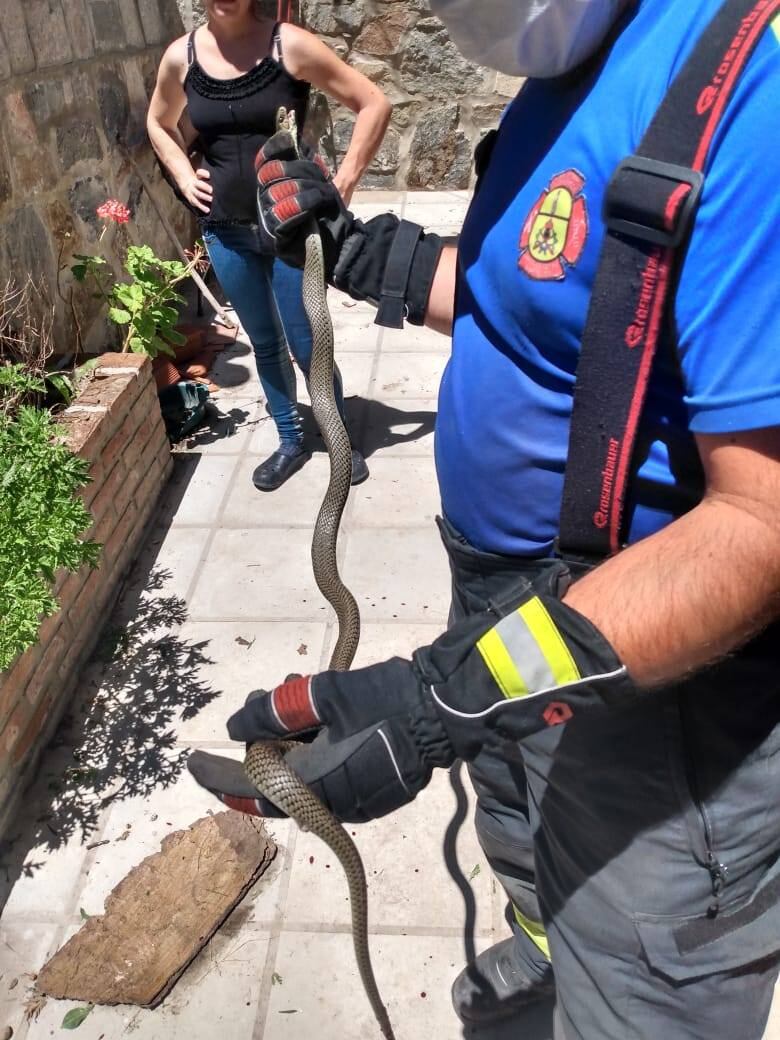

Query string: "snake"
[[244, 110, 395, 1040]]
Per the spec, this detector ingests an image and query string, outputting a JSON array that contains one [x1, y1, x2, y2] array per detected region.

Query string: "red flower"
[[96, 198, 131, 224]]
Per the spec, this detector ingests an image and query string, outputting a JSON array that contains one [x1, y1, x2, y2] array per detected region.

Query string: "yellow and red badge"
[[518, 170, 588, 281]]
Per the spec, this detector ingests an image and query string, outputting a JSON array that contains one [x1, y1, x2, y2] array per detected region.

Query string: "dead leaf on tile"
[[115, 827, 131, 843], [235, 636, 256, 649], [468, 864, 481, 882], [7, 978, 17, 991], [23, 993, 46, 1021], [296, 644, 307, 656], [271, 973, 283, 986], [279, 1009, 299, 1014]]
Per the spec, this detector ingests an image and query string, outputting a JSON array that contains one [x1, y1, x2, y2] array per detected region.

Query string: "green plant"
[[70, 199, 208, 360], [0, 364, 100, 672]]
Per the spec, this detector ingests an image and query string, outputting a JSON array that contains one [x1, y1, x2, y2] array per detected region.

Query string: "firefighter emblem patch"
[[518, 170, 588, 281]]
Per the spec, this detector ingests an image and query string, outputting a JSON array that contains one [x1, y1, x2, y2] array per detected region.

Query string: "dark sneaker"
[[350, 448, 369, 486], [451, 937, 555, 1024], [252, 443, 310, 491]]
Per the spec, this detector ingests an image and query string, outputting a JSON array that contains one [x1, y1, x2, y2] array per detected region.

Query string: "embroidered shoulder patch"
[[518, 170, 588, 281]]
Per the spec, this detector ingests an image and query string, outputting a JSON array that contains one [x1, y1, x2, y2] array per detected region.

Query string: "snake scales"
[[244, 110, 395, 1040]]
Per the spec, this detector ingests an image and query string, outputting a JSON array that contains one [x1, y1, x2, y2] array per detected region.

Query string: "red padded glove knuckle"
[[270, 675, 319, 732], [273, 196, 303, 223], [258, 159, 286, 186], [221, 794, 265, 817], [269, 180, 300, 202]]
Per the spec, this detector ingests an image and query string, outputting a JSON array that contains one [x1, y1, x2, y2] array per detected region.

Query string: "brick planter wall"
[[0, 354, 172, 839]]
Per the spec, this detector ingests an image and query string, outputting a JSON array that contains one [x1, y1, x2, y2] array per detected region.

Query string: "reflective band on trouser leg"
[[513, 903, 551, 961], [476, 596, 581, 700]]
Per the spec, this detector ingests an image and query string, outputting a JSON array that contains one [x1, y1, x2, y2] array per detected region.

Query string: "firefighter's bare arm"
[[564, 426, 780, 685]]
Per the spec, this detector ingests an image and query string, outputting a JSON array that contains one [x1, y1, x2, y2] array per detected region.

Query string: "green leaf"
[[164, 328, 186, 346], [272, 973, 283, 986], [46, 373, 74, 404], [70, 263, 87, 282], [61, 1005, 93, 1029], [468, 864, 481, 882], [79, 907, 90, 920], [107, 307, 131, 325]]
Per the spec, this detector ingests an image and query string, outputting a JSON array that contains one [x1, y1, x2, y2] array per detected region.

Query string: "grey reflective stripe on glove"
[[255, 130, 443, 328], [188, 569, 638, 822]]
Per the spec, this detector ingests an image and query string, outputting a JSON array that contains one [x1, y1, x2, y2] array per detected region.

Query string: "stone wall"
[[0, 354, 172, 840], [0, 1, 194, 355], [176, 0, 523, 190]]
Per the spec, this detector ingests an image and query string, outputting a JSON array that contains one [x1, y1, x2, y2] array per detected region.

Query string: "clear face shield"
[[428, 0, 633, 78]]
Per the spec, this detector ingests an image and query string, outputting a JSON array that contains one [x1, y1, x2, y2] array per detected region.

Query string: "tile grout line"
[[181, 398, 262, 609], [251, 821, 300, 1039]]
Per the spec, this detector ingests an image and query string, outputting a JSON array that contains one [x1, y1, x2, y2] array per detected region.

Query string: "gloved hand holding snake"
[[190, 568, 635, 824]]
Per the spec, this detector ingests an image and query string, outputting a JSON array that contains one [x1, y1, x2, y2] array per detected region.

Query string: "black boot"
[[451, 937, 555, 1024], [350, 448, 369, 486], [252, 443, 310, 491]]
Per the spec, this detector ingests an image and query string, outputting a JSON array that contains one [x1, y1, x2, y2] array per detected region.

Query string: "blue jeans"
[[203, 224, 344, 447]]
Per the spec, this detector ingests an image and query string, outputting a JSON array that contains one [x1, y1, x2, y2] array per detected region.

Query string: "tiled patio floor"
[[0, 190, 777, 1040]]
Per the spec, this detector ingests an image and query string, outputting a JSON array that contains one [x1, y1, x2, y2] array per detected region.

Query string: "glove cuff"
[[416, 576, 639, 757], [333, 215, 443, 328]]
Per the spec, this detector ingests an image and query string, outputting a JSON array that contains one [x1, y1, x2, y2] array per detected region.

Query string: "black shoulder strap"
[[558, 0, 780, 560], [187, 30, 197, 67]]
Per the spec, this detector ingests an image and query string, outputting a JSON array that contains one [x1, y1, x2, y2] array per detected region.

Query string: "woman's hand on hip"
[[180, 168, 213, 214]]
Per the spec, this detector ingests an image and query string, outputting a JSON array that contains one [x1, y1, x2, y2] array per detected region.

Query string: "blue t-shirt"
[[436, 0, 780, 557]]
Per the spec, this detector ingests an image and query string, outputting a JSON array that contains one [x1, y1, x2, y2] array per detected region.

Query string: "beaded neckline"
[[185, 55, 296, 101]]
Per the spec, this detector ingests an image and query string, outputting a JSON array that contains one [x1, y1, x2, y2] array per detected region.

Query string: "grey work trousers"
[[439, 515, 780, 1040]]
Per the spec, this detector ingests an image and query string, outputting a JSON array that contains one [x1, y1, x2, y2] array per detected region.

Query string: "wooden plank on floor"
[[36, 811, 276, 1008]]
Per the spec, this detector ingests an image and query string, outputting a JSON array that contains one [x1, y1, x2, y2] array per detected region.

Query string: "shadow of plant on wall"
[[0, 568, 220, 910]]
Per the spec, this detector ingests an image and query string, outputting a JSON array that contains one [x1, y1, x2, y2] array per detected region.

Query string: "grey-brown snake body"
[[244, 110, 395, 1040]]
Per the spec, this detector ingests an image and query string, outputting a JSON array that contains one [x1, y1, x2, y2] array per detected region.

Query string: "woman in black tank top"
[[148, 1, 391, 489]]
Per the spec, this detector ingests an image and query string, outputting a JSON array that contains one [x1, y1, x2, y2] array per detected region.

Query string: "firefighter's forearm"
[[565, 430, 780, 686]]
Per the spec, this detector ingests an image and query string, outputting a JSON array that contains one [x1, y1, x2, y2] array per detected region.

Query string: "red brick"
[[23, 632, 67, 711], [0, 686, 23, 737], [55, 564, 90, 613], [103, 500, 140, 569], [88, 456, 128, 526], [8, 679, 61, 766], [56, 410, 107, 461], [96, 353, 147, 372], [1, 640, 42, 704]]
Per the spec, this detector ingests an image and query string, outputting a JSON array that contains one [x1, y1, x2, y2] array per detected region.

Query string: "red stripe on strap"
[[271, 676, 318, 732], [608, 246, 673, 553], [664, 183, 692, 231], [693, 0, 780, 171]]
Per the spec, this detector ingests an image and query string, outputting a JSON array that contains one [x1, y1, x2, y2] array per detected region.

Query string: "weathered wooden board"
[[36, 812, 276, 1008]]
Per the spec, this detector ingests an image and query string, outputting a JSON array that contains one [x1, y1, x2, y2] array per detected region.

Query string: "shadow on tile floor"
[[294, 396, 437, 460], [179, 399, 255, 452], [205, 338, 254, 392], [0, 466, 222, 915]]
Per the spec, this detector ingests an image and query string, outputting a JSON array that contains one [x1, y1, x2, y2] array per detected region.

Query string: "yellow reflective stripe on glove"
[[477, 596, 581, 699]]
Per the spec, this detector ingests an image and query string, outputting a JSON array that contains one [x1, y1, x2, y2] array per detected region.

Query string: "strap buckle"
[[603, 156, 704, 249]]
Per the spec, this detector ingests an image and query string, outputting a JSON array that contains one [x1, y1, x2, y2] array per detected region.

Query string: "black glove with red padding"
[[255, 130, 443, 328], [188, 566, 637, 823]]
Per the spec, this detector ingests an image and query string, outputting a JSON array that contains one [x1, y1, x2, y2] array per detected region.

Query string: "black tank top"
[[184, 24, 310, 226]]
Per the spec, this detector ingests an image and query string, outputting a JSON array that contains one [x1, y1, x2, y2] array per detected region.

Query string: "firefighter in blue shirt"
[[190, 1, 780, 1035]]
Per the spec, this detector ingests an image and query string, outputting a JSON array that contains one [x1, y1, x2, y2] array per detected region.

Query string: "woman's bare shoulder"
[[159, 33, 191, 78]]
